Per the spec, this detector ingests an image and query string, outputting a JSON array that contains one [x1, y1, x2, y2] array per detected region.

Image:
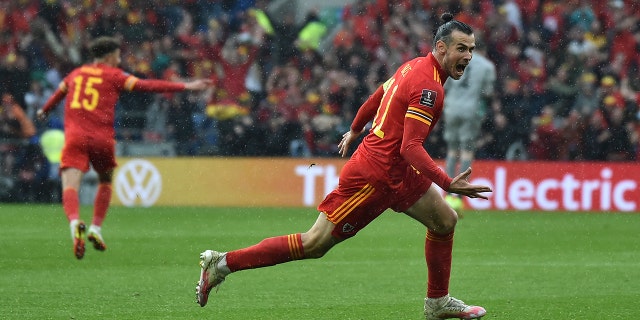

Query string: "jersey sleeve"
[[111, 68, 186, 92], [126, 77, 186, 92], [40, 81, 69, 113], [399, 80, 452, 191], [351, 85, 384, 132]]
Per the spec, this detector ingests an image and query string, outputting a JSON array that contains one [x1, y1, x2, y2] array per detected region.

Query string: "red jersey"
[[350, 53, 452, 191], [41, 63, 187, 141]]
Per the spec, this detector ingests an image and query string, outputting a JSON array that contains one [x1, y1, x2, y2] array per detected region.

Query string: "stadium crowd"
[[1, 0, 639, 202]]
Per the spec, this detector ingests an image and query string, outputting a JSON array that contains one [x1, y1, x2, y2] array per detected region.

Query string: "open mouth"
[[456, 64, 467, 73]]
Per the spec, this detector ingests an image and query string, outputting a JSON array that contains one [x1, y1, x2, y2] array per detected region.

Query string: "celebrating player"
[[195, 13, 491, 320], [38, 36, 212, 260]]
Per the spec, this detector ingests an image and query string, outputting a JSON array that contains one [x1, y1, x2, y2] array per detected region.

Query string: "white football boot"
[[424, 295, 486, 319], [196, 250, 227, 307]]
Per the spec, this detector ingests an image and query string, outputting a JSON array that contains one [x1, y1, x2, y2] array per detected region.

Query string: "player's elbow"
[[399, 143, 419, 162]]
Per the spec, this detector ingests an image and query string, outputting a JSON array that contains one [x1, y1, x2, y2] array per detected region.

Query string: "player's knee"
[[301, 233, 335, 259], [442, 212, 458, 232], [433, 207, 458, 233], [305, 247, 329, 259]]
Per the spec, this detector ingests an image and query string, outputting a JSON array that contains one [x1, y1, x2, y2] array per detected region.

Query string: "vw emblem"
[[115, 159, 162, 207]]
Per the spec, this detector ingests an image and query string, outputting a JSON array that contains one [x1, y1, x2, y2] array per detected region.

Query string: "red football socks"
[[425, 230, 454, 298], [92, 183, 112, 226], [62, 188, 80, 222], [226, 234, 304, 272]]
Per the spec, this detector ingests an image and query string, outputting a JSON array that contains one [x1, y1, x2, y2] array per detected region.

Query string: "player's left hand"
[[448, 167, 492, 200]]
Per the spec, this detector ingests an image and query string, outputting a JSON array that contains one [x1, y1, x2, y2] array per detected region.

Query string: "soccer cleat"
[[71, 220, 86, 260], [195, 250, 226, 307], [445, 194, 465, 219], [88, 227, 107, 251], [424, 295, 486, 320]]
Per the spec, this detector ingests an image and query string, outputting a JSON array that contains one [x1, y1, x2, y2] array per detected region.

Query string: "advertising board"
[[112, 158, 638, 212]]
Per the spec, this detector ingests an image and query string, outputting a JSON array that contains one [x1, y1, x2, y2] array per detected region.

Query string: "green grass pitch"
[[1, 204, 639, 319]]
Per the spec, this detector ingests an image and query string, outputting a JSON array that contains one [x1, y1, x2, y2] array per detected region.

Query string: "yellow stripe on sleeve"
[[124, 76, 139, 91], [406, 107, 434, 125], [406, 113, 432, 126], [407, 107, 434, 118], [58, 82, 68, 93]]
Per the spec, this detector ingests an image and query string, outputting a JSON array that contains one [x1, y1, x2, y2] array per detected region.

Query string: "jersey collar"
[[426, 52, 448, 85]]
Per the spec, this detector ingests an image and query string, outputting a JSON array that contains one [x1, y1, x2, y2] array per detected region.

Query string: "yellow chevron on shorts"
[[328, 184, 375, 224]]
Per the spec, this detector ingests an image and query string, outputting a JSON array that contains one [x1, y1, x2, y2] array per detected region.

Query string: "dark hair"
[[89, 36, 121, 59], [433, 12, 473, 47]]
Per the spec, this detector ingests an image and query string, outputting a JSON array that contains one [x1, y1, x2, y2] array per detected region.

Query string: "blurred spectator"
[[167, 92, 199, 156], [582, 110, 609, 161], [39, 128, 65, 202], [498, 75, 532, 152], [295, 11, 327, 52], [568, 0, 596, 31], [24, 80, 54, 132], [528, 105, 563, 160], [597, 75, 627, 125], [11, 143, 50, 203], [310, 112, 342, 157], [0, 91, 38, 201], [477, 99, 524, 161], [545, 64, 577, 117], [218, 114, 263, 156], [0, 0, 636, 167], [209, 16, 266, 108], [1, 93, 36, 140], [572, 72, 600, 116], [0, 54, 31, 105], [603, 106, 635, 161]]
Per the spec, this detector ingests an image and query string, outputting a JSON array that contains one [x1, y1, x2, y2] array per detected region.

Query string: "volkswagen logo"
[[115, 159, 162, 207]]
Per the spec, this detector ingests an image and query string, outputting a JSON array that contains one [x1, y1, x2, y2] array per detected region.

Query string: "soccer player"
[[196, 13, 491, 320], [37, 36, 212, 260], [442, 41, 496, 218]]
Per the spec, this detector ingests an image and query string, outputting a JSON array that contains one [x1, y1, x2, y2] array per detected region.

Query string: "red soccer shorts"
[[317, 149, 432, 239], [60, 136, 117, 174]]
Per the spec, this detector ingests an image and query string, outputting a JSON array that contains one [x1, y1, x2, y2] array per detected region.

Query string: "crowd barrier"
[[112, 157, 640, 212]]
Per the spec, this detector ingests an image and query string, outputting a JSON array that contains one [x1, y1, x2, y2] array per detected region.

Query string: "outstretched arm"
[[131, 78, 213, 92], [400, 118, 452, 190], [184, 79, 215, 90], [350, 85, 384, 133], [401, 119, 491, 198], [338, 85, 385, 157], [37, 86, 67, 121]]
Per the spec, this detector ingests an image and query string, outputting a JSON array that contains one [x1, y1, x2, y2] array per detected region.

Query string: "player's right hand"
[[338, 129, 363, 157], [185, 79, 214, 90], [36, 109, 47, 121]]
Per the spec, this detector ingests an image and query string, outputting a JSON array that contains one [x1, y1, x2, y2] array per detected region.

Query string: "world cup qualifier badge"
[[419, 89, 437, 108]]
